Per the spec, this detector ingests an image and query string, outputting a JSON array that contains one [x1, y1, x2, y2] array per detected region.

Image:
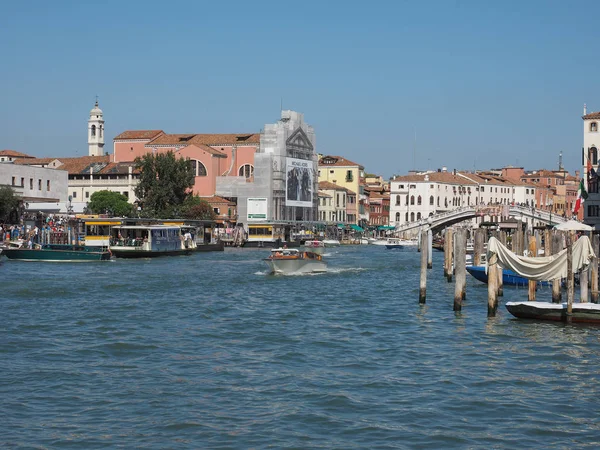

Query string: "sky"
[[1, 0, 598, 179]]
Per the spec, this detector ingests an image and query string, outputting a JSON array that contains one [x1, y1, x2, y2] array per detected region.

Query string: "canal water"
[[2, 246, 600, 449]]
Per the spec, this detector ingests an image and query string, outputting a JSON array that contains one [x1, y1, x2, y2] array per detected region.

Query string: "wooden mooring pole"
[[528, 233, 537, 301], [552, 230, 562, 304], [497, 231, 506, 297], [474, 228, 485, 267], [566, 232, 574, 324], [419, 229, 428, 304], [427, 228, 433, 269], [454, 229, 466, 311], [446, 229, 454, 282], [488, 251, 498, 317]]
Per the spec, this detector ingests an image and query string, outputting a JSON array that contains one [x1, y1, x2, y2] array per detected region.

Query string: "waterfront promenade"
[[2, 246, 599, 448]]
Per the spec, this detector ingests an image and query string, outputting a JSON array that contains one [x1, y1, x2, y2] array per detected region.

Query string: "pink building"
[[113, 130, 260, 197]]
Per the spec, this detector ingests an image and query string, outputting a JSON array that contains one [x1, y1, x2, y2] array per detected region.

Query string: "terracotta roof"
[[392, 172, 478, 185], [13, 157, 58, 166], [0, 149, 34, 158], [114, 130, 165, 140], [318, 181, 351, 192], [583, 112, 600, 120], [200, 196, 235, 206], [178, 143, 226, 157], [148, 133, 260, 146], [318, 155, 364, 169], [14, 155, 111, 174]]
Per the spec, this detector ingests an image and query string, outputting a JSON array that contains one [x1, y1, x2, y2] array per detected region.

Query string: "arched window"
[[190, 160, 207, 176], [437, 197, 440, 207], [91, 125, 96, 137], [445, 198, 448, 207], [429, 195, 434, 205], [395, 212, 400, 222], [410, 195, 415, 205], [417, 195, 422, 205], [410, 212, 415, 222], [395, 195, 401, 205], [591, 122, 598, 132], [405, 195, 409, 205], [405, 212, 409, 221], [99, 126, 103, 138], [239, 164, 254, 178], [591, 147, 598, 165], [417, 212, 421, 220]]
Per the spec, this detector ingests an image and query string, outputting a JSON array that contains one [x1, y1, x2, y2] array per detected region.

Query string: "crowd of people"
[[0, 214, 74, 247]]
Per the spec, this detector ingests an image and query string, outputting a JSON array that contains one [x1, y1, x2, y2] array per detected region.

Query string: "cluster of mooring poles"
[[418, 226, 600, 323]]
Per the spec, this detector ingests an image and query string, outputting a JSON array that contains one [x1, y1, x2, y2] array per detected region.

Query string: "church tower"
[[88, 99, 105, 156]]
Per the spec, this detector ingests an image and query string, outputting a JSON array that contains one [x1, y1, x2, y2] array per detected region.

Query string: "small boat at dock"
[[505, 301, 600, 324], [264, 248, 327, 274], [466, 265, 550, 287], [109, 225, 193, 258], [1, 243, 111, 262], [322, 239, 340, 247]]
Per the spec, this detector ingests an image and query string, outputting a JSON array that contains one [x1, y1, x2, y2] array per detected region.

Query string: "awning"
[[377, 225, 395, 230], [350, 225, 364, 232]]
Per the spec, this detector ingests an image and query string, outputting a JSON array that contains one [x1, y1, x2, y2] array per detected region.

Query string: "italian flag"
[[573, 178, 588, 214]]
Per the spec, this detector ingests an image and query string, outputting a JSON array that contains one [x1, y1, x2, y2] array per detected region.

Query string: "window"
[[191, 160, 207, 177], [430, 195, 434, 205], [123, 191, 129, 199], [591, 122, 598, 132], [86, 191, 90, 199], [99, 126, 103, 138], [396, 195, 401, 205], [238, 164, 254, 178], [405, 195, 409, 205], [91, 125, 96, 137], [410, 212, 415, 221], [417, 195, 422, 205], [47, 180, 50, 191], [588, 205, 600, 217], [72, 192, 77, 199], [30, 178, 33, 189], [21, 177, 24, 187], [346, 170, 353, 182], [591, 147, 598, 165], [410, 195, 415, 205], [395, 212, 400, 222], [213, 208, 220, 214], [417, 212, 421, 220], [11, 176, 15, 186], [405, 212, 408, 221]]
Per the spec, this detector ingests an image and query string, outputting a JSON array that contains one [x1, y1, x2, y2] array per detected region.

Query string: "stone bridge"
[[393, 205, 567, 235]]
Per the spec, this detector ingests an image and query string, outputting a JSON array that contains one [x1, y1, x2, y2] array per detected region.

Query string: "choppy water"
[[2, 245, 600, 449]]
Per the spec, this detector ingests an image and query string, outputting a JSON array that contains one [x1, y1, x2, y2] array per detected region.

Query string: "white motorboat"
[[264, 248, 327, 274], [303, 240, 326, 253], [322, 239, 340, 247]]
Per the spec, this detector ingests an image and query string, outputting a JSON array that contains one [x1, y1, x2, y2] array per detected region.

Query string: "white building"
[[0, 162, 68, 206], [389, 170, 536, 227], [583, 104, 600, 226]]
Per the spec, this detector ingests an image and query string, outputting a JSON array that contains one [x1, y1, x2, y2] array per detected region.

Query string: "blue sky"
[[1, 0, 597, 178]]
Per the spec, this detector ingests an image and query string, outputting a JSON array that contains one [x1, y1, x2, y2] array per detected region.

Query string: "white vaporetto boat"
[[264, 248, 327, 274]]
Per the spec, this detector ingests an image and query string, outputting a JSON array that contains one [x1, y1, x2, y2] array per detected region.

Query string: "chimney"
[[584, 103, 587, 115], [575, 170, 580, 178]]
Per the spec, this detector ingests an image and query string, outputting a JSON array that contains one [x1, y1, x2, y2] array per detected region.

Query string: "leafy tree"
[[181, 196, 216, 220], [0, 186, 20, 222], [134, 151, 195, 217], [88, 190, 133, 217]]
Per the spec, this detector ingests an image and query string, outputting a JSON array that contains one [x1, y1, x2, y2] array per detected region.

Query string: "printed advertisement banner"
[[285, 157, 313, 207]]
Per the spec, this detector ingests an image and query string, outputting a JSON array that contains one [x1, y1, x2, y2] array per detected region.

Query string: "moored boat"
[[264, 248, 327, 274], [322, 239, 340, 247], [2, 243, 111, 262], [384, 238, 404, 250], [466, 265, 550, 287], [505, 301, 600, 324], [109, 225, 193, 258]]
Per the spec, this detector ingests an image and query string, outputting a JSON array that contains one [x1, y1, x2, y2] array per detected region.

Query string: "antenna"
[[558, 151, 564, 171], [280, 97, 283, 112]]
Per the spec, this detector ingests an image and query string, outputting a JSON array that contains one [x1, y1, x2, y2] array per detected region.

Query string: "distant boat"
[[466, 265, 550, 287], [385, 238, 404, 250], [322, 239, 340, 247], [264, 248, 327, 274], [2, 243, 111, 262], [506, 301, 600, 324]]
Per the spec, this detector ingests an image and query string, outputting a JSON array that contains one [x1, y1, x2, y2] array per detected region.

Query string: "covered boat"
[[466, 265, 550, 287], [264, 248, 327, 274], [2, 243, 111, 262]]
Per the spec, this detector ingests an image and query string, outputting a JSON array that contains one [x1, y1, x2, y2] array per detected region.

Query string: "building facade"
[[318, 155, 364, 224], [583, 104, 600, 226], [216, 110, 318, 228]]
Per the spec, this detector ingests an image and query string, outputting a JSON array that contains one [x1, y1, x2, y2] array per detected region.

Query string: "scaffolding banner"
[[285, 157, 313, 207], [247, 198, 268, 221]]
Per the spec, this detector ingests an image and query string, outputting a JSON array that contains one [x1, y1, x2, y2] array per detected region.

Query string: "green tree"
[[181, 196, 216, 220], [0, 186, 20, 222], [134, 151, 195, 217], [88, 190, 133, 217]]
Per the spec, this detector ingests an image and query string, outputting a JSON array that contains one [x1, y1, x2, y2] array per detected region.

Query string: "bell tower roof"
[[90, 99, 103, 117]]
